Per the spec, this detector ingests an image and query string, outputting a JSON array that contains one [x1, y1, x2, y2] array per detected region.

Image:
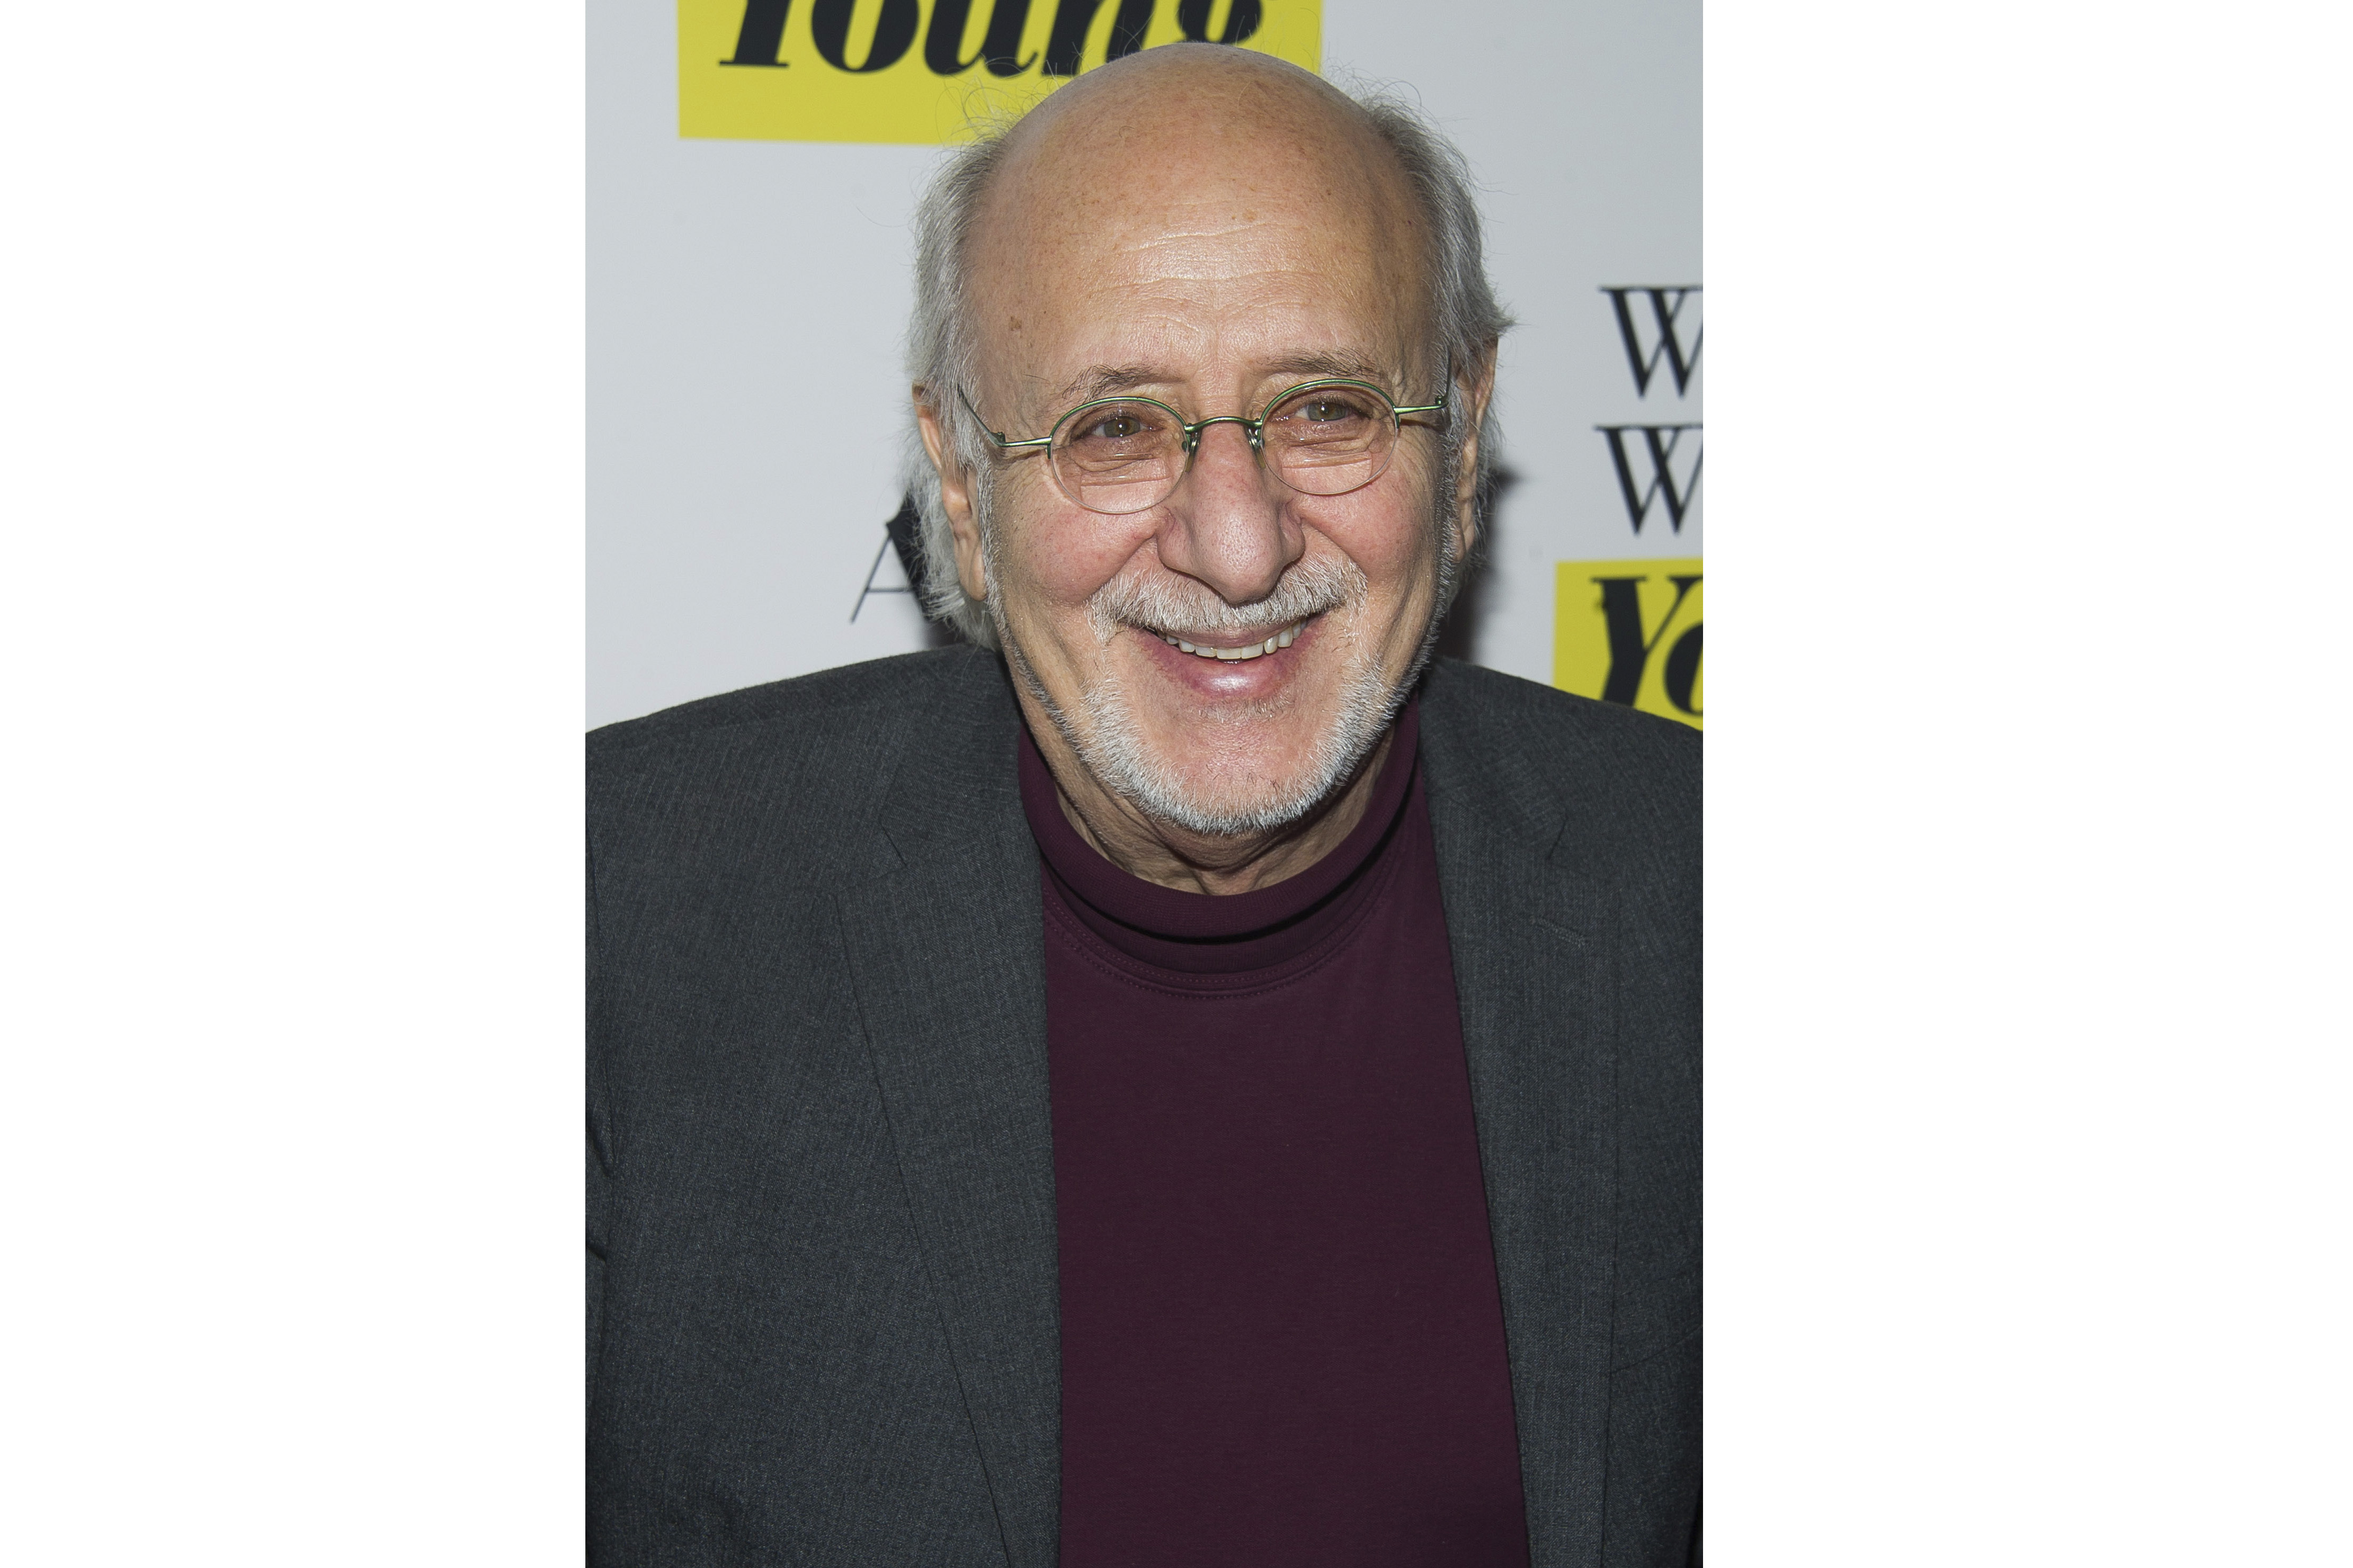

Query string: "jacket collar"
[[835, 651, 1063, 1568], [1420, 659, 1622, 1568]]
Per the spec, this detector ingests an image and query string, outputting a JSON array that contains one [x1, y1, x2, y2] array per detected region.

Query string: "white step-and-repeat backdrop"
[[589, 0, 1698, 729]]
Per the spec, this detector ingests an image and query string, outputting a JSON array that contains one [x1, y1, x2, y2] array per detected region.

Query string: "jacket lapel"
[[1421, 673, 1621, 1568], [834, 656, 1060, 1568]]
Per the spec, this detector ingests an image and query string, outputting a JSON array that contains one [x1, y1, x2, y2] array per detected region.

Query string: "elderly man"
[[589, 43, 1698, 1568]]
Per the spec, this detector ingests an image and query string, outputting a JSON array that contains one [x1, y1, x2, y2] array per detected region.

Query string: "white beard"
[[982, 453, 1461, 839], [1063, 555, 1395, 836]]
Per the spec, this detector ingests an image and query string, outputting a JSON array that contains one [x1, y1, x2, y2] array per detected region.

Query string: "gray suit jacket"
[[589, 647, 1699, 1566]]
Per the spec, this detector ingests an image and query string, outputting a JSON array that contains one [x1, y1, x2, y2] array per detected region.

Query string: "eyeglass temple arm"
[[1393, 355, 1456, 417], [955, 387, 1051, 451]]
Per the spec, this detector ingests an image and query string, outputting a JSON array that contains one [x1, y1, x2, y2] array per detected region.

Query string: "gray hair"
[[900, 79, 1514, 649]]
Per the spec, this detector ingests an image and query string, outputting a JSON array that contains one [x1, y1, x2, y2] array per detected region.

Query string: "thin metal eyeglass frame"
[[955, 373, 1451, 516]]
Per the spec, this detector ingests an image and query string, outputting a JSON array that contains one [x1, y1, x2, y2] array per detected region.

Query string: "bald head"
[[965, 45, 1432, 423], [992, 42, 1407, 209], [1008, 40, 1358, 140]]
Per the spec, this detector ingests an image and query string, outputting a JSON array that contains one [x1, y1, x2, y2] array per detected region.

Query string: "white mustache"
[[1088, 554, 1365, 640]]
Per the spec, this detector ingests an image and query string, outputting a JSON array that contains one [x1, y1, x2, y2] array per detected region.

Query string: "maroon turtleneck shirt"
[[1019, 704, 1530, 1566]]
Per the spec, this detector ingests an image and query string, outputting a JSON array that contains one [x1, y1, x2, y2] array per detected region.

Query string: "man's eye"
[[1286, 392, 1380, 426], [1076, 413, 1151, 442]]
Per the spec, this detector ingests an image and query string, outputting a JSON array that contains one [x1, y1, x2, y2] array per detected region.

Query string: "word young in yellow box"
[[1553, 559, 1702, 731], [682, 1, 1322, 144]]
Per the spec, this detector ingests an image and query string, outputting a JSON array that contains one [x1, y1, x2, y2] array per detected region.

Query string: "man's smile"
[[1150, 617, 1308, 662]]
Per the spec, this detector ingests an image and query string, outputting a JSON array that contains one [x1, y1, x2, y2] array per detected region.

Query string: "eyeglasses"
[[957, 374, 1451, 517]]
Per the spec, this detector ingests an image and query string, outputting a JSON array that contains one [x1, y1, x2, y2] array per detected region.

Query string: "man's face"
[[938, 88, 1479, 836]]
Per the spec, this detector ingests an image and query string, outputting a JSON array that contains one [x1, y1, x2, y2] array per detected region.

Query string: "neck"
[[1019, 700, 1397, 897]]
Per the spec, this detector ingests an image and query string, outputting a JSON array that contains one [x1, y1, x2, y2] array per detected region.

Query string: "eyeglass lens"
[[1049, 383, 1400, 516]]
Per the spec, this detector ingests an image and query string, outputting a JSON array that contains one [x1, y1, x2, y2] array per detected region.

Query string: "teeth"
[[1156, 620, 1307, 661]]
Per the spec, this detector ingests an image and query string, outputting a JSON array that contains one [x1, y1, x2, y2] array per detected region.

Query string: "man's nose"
[[1153, 421, 1303, 608]]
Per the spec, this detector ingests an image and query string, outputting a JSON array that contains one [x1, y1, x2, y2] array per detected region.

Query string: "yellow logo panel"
[[680, 1, 1324, 144], [1554, 558, 1702, 731]]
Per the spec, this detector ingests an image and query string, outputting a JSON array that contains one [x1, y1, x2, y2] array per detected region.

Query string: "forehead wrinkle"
[[1091, 263, 1361, 316], [1063, 169, 1395, 246], [1025, 344, 1415, 425], [1123, 218, 1286, 256]]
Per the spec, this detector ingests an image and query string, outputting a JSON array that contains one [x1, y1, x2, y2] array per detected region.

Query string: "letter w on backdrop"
[[681, 0, 1323, 142], [1554, 285, 1701, 730]]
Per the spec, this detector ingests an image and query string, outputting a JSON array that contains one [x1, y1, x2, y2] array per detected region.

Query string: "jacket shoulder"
[[589, 646, 993, 765], [587, 646, 1009, 881], [1419, 658, 1699, 865], [1422, 658, 1698, 784]]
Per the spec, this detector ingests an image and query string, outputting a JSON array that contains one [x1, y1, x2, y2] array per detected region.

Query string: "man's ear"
[[914, 387, 989, 605], [1449, 341, 1501, 563]]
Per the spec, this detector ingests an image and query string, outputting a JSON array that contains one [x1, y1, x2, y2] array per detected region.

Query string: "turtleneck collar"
[[1016, 702, 1423, 975]]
